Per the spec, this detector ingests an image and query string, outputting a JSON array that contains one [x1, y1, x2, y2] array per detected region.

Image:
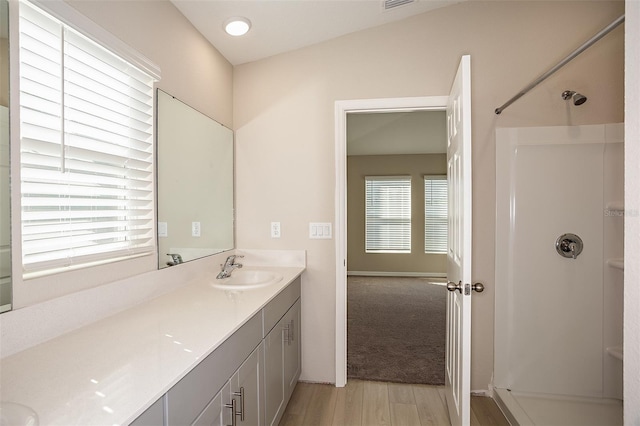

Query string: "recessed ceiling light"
[[224, 17, 251, 36]]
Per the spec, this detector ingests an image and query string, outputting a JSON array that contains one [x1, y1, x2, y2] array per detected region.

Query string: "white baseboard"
[[347, 271, 446, 278], [471, 389, 493, 397]]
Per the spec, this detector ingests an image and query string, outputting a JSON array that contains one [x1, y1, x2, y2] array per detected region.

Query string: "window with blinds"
[[19, 1, 157, 275], [424, 176, 448, 254], [365, 176, 411, 253]]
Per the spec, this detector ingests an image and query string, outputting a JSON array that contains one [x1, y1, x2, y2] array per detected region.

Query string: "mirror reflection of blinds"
[[365, 176, 411, 253], [19, 1, 157, 274], [424, 176, 447, 254]]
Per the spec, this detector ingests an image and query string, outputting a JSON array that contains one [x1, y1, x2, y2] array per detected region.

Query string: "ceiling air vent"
[[383, 0, 415, 11]]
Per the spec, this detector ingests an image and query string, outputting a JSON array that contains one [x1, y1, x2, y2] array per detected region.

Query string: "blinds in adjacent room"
[[19, 1, 157, 274], [365, 176, 411, 253], [424, 176, 447, 254]]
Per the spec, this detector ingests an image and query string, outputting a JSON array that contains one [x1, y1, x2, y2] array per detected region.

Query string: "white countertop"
[[0, 265, 304, 425]]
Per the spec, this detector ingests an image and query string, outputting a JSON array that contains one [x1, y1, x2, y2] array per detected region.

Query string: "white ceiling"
[[171, 0, 463, 66]]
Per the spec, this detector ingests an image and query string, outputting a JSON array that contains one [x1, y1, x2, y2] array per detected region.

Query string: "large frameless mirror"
[[156, 89, 234, 268]]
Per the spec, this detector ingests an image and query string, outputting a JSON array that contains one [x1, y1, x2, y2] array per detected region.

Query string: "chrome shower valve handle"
[[556, 233, 584, 259]]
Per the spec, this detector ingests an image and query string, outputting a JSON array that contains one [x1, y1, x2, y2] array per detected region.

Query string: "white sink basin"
[[211, 270, 283, 290], [0, 402, 39, 426]]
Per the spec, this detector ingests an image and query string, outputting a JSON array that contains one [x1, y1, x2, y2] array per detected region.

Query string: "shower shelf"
[[606, 345, 623, 361], [606, 258, 624, 270]]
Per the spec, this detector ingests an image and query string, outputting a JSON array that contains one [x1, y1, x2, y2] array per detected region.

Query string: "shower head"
[[573, 93, 587, 105], [562, 90, 587, 106]]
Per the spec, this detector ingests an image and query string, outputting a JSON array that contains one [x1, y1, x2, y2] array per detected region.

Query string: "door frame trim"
[[334, 96, 449, 387]]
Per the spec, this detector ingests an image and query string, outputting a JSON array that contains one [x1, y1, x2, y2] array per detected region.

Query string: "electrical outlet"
[[192, 221, 201, 237], [271, 222, 281, 238]]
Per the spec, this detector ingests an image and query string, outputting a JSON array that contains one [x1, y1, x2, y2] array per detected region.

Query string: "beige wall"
[[234, 1, 624, 388], [347, 111, 447, 155], [11, 1, 234, 307], [347, 154, 447, 274]]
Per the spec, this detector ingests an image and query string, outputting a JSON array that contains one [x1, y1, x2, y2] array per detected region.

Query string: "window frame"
[[424, 175, 448, 254], [364, 175, 412, 254], [17, 0, 160, 277]]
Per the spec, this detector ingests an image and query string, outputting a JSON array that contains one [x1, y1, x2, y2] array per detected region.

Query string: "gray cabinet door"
[[231, 342, 264, 426], [264, 299, 301, 426], [264, 315, 285, 426], [283, 299, 301, 402]]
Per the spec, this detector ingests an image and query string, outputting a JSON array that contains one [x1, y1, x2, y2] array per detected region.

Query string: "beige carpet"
[[347, 276, 446, 385]]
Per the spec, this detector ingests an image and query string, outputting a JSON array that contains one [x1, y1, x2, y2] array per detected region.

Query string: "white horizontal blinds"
[[365, 176, 411, 253], [424, 176, 447, 254], [19, 1, 156, 273]]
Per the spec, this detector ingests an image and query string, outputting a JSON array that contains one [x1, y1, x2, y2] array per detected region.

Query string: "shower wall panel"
[[495, 124, 624, 399], [602, 126, 624, 400]]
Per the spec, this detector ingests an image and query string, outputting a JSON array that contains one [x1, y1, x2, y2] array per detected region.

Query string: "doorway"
[[345, 110, 448, 384], [334, 96, 449, 387]]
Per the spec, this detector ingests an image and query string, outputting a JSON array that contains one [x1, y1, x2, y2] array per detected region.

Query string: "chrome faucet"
[[166, 253, 183, 266], [217, 255, 244, 279]]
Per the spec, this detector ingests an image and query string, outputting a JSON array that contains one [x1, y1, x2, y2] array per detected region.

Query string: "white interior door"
[[444, 55, 472, 426]]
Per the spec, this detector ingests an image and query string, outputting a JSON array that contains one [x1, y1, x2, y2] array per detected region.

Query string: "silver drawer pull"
[[233, 387, 245, 421], [283, 323, 291, 344], [225, 398, 237, 426], [290, 319, 294, 343]]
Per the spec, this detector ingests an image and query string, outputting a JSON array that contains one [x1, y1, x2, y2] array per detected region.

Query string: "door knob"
[[472, 283, 484, 293], [446, 281, 463, 293], [447, 281, 485, 294]]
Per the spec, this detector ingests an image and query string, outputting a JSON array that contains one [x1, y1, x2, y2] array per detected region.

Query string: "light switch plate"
[[192, 221, 201, 237], [271, 222, 281, 238], [158, 222, 168, 237], [309, 222, 332, 239]]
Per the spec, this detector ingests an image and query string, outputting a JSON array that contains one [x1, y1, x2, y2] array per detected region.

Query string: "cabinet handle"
[[289, 319, 294, 344], [233, 387, 245, 421], [283, 323, 291, 345], [283, 321, 294, 346], [225, 398, 237, 426]]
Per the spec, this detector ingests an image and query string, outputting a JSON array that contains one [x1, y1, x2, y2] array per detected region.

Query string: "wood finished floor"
[[279, 380, 510, 426]]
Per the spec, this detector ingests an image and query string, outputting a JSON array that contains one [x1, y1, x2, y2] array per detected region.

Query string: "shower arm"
[[494, 14, 625, 115]]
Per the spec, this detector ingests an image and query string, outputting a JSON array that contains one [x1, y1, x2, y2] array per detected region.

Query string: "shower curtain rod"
[[494, 14, 625, 115]]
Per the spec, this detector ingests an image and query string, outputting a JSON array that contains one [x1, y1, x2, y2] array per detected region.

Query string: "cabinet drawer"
[[263, 277, 301, 337], [166, 312, 262, 425], [192, 388, 223, 426]]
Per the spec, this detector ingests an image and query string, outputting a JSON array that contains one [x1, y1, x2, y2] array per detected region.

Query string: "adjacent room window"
[[19, 1, 158, 275], [424, 176, 448, 254], [365, 176, 411, 253]]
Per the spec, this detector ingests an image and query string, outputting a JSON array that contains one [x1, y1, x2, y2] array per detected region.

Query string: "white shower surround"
[[494, 123, 624, 425]]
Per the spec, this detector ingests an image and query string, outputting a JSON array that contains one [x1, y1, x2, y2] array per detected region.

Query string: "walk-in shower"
[[494, 123, 624, 425]]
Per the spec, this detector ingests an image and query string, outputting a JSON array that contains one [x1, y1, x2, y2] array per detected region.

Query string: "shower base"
[[494, 388, 622, 426]]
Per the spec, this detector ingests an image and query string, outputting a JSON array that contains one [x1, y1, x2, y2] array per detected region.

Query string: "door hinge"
[[464, 283, 471, 295]]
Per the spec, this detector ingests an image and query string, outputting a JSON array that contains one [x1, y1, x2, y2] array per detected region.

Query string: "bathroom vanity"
[[0, 256, 304, 426], [134, 276, 301, 426]]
